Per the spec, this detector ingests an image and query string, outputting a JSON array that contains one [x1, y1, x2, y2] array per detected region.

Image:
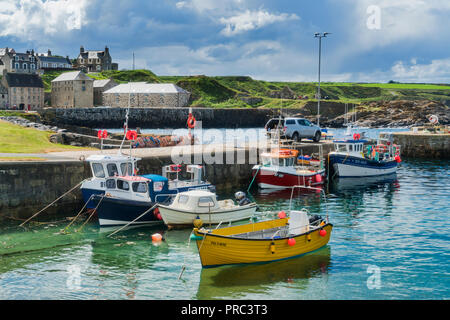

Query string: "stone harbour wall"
[[392, 132, 450, 159], [0, 147, 257, 219]]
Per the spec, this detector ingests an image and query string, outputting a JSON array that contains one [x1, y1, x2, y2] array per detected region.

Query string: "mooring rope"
[[61, 194, 94, 233], [19, 180, 86, 227], [107, 203, 158, 238], [75, 194, 106, 233]]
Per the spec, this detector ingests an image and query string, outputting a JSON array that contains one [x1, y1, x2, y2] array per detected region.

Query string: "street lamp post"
[[314, 32, 330, 127]]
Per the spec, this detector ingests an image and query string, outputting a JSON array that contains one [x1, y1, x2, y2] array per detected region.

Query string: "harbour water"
[[0, 156, 448, 300]]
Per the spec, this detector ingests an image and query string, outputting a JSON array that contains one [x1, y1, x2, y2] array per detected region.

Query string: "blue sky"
[[1, 0, 450, 83]]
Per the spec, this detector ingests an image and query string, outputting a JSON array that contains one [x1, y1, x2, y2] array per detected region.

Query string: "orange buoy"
[[151, 233, 162, 242], [278, 211, 286, 219]]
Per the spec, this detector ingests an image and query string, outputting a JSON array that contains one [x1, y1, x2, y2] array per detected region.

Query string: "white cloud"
[[219, 9, 299, 36], [390, 58, 450, 83], [344, 0, 450, 50], [0, 0, 88, 39]]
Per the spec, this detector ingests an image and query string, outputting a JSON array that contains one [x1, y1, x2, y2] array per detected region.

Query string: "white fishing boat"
[[328, 133, 401, 178], [157, 190, 258, 228]]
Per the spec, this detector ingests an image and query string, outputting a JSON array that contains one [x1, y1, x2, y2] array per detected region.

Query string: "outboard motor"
[[235, 191, 251, 206]]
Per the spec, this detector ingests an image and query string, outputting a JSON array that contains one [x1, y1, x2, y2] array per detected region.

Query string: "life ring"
[[187, 114, 196, 128], [126, 130, 137, 140], [170, 164, 182, 172], [375, 144, 387, 153], [97, 130, 108, 139]]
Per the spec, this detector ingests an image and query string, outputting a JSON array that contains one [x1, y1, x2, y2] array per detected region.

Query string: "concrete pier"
[[390, 131, 450, 159], [0, 141, 333, 220]]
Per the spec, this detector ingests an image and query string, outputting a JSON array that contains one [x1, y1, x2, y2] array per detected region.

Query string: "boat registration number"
[[210, 240, 227, 247]]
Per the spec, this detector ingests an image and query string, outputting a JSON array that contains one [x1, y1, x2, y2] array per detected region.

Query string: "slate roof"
[[38, 56, 72, 65], [93, 79, 115, 88], [51, 71, 93, 82], [104, 83, 189, 94], [4, 73, 44, 88]]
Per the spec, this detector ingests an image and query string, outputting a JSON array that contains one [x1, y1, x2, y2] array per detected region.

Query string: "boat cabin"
[[104, 175, 152, 202], [260, 149, 299, 167], [162, 164, 204, 184], [86, 154, 140, 179], [171, 190, 223, 213], [333, 139, 367, 155], [104, 174, 175, 203]]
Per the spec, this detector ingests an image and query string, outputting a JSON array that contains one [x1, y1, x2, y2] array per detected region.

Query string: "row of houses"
[[0, 46, 118, 75], [0, 45, 190, 110], [50, 71, 190, 108]]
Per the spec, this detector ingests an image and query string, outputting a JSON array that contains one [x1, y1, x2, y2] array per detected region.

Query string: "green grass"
[[0, 120, 89, 153], [41, 68, 450, 108]]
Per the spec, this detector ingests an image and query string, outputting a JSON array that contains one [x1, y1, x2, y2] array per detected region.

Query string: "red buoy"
[[315, 174, 322, 183], [319, 229, 327, 237], [287, 238, 296, 246], [395, 155, 402, 163], [278, 211, 286, 219]]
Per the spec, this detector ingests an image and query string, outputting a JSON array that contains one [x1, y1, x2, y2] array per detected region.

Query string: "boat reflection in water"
[[329, 173, 399, 193], [196, 246, 331, 300]]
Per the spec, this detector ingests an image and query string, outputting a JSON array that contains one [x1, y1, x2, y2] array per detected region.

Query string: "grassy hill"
[[41, 68, 450, 108]]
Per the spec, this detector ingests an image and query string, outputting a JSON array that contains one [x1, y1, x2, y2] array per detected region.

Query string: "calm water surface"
[[0, 145, 448, 300]]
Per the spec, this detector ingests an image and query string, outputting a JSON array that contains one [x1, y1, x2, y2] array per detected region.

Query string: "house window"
[[82, 86, 86, 91], [15, 63, 19, 69]]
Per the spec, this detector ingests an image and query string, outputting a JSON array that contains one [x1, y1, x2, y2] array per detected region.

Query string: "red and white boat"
[[252, 148, 326, 189]]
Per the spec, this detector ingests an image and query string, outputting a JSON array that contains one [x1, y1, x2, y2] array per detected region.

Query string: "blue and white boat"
[[328, 134, 401, 178], [87, 164, 214, 226]]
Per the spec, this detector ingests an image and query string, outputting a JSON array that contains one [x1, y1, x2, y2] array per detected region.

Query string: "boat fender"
[[153, 207, 162, 220], [306, 234, 312, 242], [278, 211, 286, 219], [319, 229, 327, 237], [287, 238, 296, 246], [270, 242, 276, 254], [193, 216, 203, 228], [190, 234, 204, 241]]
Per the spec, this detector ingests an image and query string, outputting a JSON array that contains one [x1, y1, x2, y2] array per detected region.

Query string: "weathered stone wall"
[[102, 92, 190, 108], [40, 107, 301, 129], [0, 147, 257, 219], [392, 132, 449, 159], [51, 79, 94, 108]]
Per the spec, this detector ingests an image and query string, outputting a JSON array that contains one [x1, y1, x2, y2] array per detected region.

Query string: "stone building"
[[0, 48, 38, 74], [93, 79, 118, 106], [51, 71, 94, 108], [0, 82, 8, 109], [75, 46, 118, 72], [37, 50, 72, 71], [1, 72, 44, 110], [102, 82, 190, 108]]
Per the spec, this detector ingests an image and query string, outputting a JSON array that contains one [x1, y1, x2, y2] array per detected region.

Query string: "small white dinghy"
[[157, 190, 258, 228]]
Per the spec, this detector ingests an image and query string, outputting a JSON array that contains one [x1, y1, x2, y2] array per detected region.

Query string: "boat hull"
[[253, 166, 326, 189], [194, 220, 333, 268], [158, 204, 258, 228], [81, 188, 105, 209], [329, 154, 397, 177], [91, 195, 162, 226]]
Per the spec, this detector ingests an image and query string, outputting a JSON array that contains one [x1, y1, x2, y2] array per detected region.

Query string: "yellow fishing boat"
[[192, 185, 332, 268]]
